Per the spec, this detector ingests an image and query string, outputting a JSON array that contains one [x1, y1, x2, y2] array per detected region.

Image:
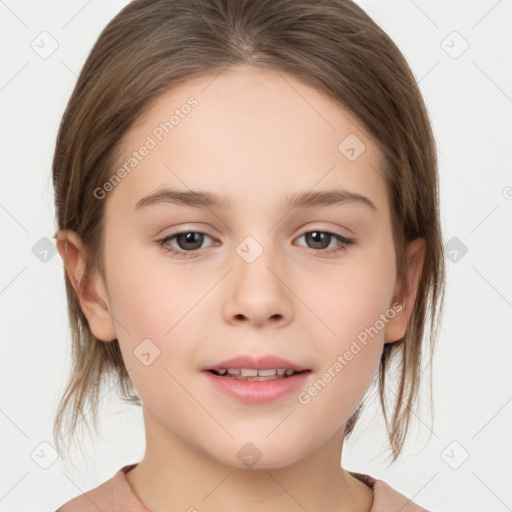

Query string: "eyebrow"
[[134, 187, 378, 213]]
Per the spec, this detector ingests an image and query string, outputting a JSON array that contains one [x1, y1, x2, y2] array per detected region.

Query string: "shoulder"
[[55, 464, 148, 512], [349, 471, 431, 512]]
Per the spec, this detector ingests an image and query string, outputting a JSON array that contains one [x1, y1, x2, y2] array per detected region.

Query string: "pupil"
[[178, 232, 203, 250], [307, 231, 330, 249]]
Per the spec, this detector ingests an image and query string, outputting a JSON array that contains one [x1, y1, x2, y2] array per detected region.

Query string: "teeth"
[[213, 368, 299, 380], [257, 369, 277, 377], [241, 369, 259, 377]]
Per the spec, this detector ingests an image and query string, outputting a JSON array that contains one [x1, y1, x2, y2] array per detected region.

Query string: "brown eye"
[[157, 231, 216, 258], [296, 230, 354, 255], [173, 232, 206, 251], [304, 231, 333, 250]]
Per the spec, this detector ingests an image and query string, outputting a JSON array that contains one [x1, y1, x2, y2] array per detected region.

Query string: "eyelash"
[[156, 229, 355, 259]]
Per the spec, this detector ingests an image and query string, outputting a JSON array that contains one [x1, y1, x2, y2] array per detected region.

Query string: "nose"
[[221, 243, 294, 328]]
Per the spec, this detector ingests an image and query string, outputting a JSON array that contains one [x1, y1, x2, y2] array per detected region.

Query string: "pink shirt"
[[56, 464, 430, 511]]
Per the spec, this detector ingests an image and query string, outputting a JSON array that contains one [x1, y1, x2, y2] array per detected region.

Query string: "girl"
[[52, 0, 445, 510]]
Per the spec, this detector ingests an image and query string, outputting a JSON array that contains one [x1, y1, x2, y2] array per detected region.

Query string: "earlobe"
[[383, 238, 426, 343], [56, 229, 117, 342]]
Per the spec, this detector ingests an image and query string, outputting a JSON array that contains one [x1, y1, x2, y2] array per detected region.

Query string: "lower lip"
[[202, 370, 311, 404]]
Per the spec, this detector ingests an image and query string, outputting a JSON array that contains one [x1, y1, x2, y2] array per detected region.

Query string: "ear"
[[55, 229, 117, 342], [383, 237, 426, 343]]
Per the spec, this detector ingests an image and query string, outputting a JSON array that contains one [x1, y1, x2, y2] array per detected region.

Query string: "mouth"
[[204, 354, 310, 379], [206, 368, 311, 381]]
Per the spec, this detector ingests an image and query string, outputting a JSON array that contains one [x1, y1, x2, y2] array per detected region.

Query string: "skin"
[[57, 65, 425, 512]]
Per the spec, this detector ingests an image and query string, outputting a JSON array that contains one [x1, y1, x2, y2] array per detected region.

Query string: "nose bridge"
[[233, 232, 282, 292]]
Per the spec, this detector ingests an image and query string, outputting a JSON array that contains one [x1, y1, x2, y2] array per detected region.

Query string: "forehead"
[[107, 66, 388, 216]]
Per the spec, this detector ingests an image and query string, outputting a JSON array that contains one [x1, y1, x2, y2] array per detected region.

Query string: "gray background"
[[1, 0, 511, 510]]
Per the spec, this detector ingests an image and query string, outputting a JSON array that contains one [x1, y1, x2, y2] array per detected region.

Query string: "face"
[[61, 65, 424, 470]]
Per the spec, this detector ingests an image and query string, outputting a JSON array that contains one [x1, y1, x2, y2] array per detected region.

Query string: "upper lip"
[[204, 354, 310, 372]]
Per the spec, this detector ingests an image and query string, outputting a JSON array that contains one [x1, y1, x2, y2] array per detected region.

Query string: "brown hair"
[[52, 0, 446, 464]]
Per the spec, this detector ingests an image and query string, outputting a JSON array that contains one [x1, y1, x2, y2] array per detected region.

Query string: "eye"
[[295, 230, 354, 256], [157, 231, 216, 258], [156, 229, 355, 259]]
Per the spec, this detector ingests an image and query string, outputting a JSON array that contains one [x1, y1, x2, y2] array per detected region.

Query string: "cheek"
[[298, 267, 392, 425], [306, 250, 396, 368], [104, 247, 213, 388], [107, 246, 210, 338], [317, 258, 394, 323], [107, 256, 208, 407]]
